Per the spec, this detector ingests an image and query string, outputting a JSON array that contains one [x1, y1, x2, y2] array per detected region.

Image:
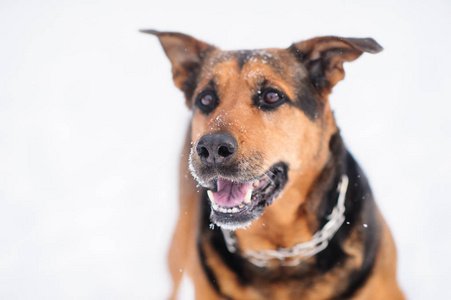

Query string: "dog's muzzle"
[[190, 132, 289, 230]]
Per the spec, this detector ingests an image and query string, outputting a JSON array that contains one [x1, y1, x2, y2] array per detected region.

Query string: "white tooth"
[[232, 207, 238, 213], [207, 190, 215, 203], [244, 189, 252, 204], [213, 204, 219, 211], [219, 207, 226, 213], [227, 208, 232, 213]]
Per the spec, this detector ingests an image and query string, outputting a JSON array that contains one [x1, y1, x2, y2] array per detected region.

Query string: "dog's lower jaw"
[[212, 219, 253, 231], [192, 161, 289, 230], [209, 194, 267, 231]]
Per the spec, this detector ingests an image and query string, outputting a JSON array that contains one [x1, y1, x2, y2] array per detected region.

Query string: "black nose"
[[195, 132, 237, 167]]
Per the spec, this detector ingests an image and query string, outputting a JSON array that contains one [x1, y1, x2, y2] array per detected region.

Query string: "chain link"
[[220, 175, 349, 268]]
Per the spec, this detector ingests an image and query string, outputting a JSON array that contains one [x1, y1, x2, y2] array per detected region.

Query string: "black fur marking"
[[294, 78, 321, 121], [316, 133, 380, 297], [180, 47, 217, 105], [306, 58, 331, 93], [197, 236, 220, 293], [181, 47, 216, 103], [287, 46, 323, 120], [235, 50, 252, 69], [288, 44, 307, 61], [232, 51, 283, 73], [336, 164, 380, 299], [181, 61, 201, 102], [315, 133, 348, 273], [288, 44, 333, 96]]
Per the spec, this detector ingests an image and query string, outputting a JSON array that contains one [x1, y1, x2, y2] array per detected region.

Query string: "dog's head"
[[144, 30, 382, 230]]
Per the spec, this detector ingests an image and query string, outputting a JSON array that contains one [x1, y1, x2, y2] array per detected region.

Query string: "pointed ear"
[[140, 30, 215, 104], [289, 36, 382, 95]]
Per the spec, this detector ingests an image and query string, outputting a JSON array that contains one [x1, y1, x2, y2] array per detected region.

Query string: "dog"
[[142, 30, 405, 300]]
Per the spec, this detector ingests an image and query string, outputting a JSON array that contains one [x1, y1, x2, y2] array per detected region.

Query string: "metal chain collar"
[[221, 174, 349, 268]]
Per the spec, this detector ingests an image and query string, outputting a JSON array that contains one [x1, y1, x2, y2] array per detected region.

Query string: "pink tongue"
[[213, 178, 252, 208]]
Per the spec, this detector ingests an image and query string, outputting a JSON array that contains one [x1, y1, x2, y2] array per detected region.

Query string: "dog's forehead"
[[198, 48, 308, 90], [203, 48, 289, 76], [218, 49, 279, 67]]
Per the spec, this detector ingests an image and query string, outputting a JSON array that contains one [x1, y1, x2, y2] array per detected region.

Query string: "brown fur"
[[142, 30, 405, 299]]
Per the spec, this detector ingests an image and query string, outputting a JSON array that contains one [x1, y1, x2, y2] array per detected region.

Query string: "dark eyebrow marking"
[[234, 50, 252, 69], [206, 78, 217, 89], [231, 50, 283, 73], [255, 78, 268, 91]]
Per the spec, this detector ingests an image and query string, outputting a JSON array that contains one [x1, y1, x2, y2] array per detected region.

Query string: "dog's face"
[[144, 31, 382, 230], [188, 49, 326, 230]]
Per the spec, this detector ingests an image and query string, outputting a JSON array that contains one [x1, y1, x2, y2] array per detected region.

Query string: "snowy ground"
[[1, 0, 450, 299]]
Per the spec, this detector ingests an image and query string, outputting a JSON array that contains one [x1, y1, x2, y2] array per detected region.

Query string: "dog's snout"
[[195, 133, 237, 167]]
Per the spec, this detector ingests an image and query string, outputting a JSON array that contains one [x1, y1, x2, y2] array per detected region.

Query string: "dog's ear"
[[289, 36, 382, 95], [140, 30, 215, 105]]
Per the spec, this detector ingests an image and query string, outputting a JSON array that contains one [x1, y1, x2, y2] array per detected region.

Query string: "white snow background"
[[1, 0, 450, 299]]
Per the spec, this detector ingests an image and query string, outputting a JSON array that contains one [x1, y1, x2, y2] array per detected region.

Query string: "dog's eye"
[[264, 91, 281, 104], [195, 91, 219, 114], [201, 94, 214, 106], [255, 88, 286, 110]]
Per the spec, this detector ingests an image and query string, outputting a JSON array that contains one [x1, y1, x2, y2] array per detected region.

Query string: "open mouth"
[[204, 162, 288, 230]]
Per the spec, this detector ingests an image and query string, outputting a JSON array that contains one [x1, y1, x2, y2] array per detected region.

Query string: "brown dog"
[[142, 30, 405, 300]]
